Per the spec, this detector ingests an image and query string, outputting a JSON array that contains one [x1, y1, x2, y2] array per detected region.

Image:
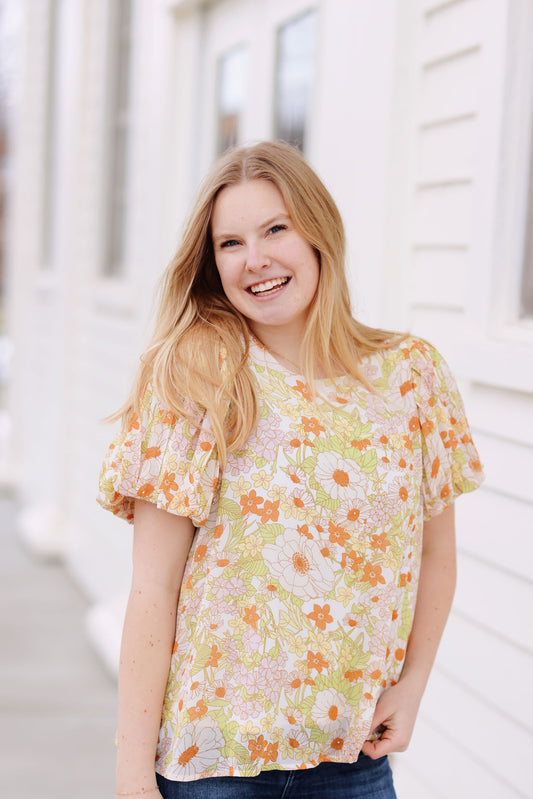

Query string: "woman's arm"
[[362, 503, 457, 758], [115, 499, 195, 796]]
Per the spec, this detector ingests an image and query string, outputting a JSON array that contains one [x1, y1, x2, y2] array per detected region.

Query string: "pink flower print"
[[213, 577, 246, 601], [253, 422, 281, 460], [242, 626, 262, 654], [225, 454, 253, 477]]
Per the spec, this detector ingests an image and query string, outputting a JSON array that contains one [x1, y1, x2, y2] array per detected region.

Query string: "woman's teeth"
[[249, 277, 289, 295]]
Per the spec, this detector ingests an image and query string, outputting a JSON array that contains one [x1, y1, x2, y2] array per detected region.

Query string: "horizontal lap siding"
[[392, 1, 532, 797]]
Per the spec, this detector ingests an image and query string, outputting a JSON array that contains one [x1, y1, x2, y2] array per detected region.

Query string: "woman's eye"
[[268, 224, 287, 235], [220, 239, 240, 248]]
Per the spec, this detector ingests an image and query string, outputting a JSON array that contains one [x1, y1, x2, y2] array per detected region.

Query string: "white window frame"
[[456, 0, 533, 392]]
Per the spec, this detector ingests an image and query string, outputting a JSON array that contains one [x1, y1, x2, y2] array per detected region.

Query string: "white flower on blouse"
[[314, 452, 366, 503], [263, 530, 335, 600], [310, 688, 352, 733], [169, 719, 224, 778]]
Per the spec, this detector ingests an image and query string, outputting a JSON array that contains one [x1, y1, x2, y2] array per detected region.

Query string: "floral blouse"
[[97, 336, 484, 781]]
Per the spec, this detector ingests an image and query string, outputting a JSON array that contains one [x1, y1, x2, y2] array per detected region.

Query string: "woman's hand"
[[361, 674, 424, 759]]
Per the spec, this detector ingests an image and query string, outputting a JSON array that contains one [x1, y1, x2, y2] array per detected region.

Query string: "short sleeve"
[[97, 381, 220, 526], [410, 339, 485, 520]]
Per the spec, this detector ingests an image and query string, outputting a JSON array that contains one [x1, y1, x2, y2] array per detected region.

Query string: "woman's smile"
[[247, 275, 291, 296]]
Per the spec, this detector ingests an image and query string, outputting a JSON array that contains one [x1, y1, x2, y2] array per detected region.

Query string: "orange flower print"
[[127, 412, 140, 431], [302, 416, 325, 436], [260, 499, 279, 523], [441, 429, 459, 451], [248, 735, 278, 763], [400, 380, 416, 397], [207, 644, 221, 668], [160, 410, 176, 425], [408, 416, 420, 432], [421, 419, 434, 436], [137, 483, 155, 498], [431, 456, 440, 478], [370, 532, 389, 552], [344, 669, 363, 682], [161, 471, 178, 503], [331, 737, 344, 750], [248, 735, 268, 760], [307, 650, 329, 673], [294, 380, 313, 401], [243, 606, 260, 629], [240, 489, 264, 515], [188, 699, 208, 720], [307, 604, 333, 630], [328, 521, 350, 547], [264, 742, 279, 764], [352, 438, 371, 451], [144, 446, 161, 459], [361, 562, 386, 587], [341, 550, 364, 573], [194, 544, 207, 562]]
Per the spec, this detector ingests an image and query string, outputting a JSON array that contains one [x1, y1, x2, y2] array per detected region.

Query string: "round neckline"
[[248, 337, 338, 385]]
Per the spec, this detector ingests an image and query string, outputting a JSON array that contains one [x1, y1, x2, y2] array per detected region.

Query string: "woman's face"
[[211, 179, 320, 345]]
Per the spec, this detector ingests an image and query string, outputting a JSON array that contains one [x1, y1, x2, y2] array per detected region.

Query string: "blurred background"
[[1, 0, 532, 797]]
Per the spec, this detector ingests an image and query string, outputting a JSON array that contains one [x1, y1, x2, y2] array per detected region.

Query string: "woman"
[[98, 141, 484, 799]]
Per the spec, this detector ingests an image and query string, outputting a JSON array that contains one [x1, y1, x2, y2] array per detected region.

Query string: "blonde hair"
[[112, 141, 403, 465]]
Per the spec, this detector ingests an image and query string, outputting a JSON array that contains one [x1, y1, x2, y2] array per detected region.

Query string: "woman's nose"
[[245, 241, 270, 271]]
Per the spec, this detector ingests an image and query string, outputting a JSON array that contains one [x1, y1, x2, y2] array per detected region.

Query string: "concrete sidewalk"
[[0, 495, 117, 797]]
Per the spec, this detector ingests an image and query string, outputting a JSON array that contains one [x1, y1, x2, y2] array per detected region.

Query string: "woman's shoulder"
[[373, 334, 443, 370]]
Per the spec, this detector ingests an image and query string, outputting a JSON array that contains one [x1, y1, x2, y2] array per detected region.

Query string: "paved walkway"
[[0, 495, 117, 797]]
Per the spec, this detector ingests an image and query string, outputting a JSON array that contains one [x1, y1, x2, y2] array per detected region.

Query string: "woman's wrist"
[[115, 787, 159, 797]]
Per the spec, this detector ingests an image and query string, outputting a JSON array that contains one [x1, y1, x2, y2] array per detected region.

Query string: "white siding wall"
[[387, 2, 533, 797]]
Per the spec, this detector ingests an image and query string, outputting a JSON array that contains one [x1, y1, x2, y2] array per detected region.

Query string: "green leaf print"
[[309, 727, 329, 744], [398, 590, 413, 641], [256, 523, 285, 543], [315, 487, 340, 511], [218, 497, 244, 521], [298, 695, 316, 716], [224, 740, 251, 760], [191, 643, 213, 674], [357, 449, 378, 474], [242, 558, 269, 577]]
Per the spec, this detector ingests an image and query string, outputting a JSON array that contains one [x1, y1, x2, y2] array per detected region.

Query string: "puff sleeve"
[[410, 340, 485, 520], [97, 382, 220, 526]]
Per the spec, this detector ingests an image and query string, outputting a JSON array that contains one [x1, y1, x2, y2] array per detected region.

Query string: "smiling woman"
[[97, 141, 484, 799]]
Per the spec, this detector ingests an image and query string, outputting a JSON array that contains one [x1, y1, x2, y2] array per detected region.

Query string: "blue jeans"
[[155, 754, 396, 798]]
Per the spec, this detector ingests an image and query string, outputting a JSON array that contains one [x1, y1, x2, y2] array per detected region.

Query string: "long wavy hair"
[[111, 141, 402, 465]]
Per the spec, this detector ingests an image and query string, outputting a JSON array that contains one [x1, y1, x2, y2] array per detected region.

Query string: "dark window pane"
[[274, 11, 317, 152], [216, 46, 247, 155]]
